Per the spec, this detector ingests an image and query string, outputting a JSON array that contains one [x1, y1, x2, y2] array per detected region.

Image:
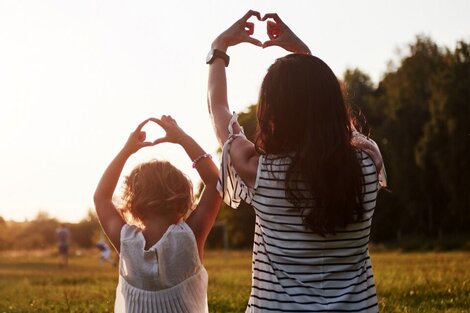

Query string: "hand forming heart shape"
[[140, 119, 166, 145], [243, 11, 283, 47], [124, 116, 186, 154], [214, 10, 310, 54]]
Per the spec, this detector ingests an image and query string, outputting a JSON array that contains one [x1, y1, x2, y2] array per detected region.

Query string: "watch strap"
[[207, 49, 230, 67]]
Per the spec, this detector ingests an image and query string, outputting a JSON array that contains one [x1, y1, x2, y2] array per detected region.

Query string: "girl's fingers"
[[166, 115, 176, 123], [137, 131, 146, 141], [153, 137, 168, 145], [161, 115, 176, 125], [148, 117, 166, 129], [135, 119, 150, 132]]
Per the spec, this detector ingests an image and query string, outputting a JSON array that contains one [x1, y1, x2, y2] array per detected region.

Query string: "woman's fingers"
[[214, 10, 264, 49], [239, 11, 262, 46], [264, 20, 283, 48], [239, 20, 261, 46], [262, 39, 281, 49], [267, 20, 280, 40], [243, 22, 263, 47], [244, 35, 262, 47], [261, 13, 283, 24], [262, 13, 309, 53], [245, 22, 254, 35], [261, 13, 287, 48], [242, 10, 261, 22]]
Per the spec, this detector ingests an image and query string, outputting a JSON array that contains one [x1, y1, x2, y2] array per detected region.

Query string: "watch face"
[[206, 49, 229, 66], [206, 50, 215, 64]]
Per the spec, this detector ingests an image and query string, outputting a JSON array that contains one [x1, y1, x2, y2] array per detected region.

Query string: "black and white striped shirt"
[[218, 128, 381, 312]]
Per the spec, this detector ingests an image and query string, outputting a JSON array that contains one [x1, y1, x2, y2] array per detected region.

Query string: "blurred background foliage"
[[0, 210, 101, 250]]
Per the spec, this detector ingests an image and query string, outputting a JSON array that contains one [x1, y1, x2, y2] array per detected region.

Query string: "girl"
[[94, 115, 220, 313], [207, 11, 386, 313]]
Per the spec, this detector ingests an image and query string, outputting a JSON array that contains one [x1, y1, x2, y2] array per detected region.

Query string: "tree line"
[[0, 211, 101, 251]]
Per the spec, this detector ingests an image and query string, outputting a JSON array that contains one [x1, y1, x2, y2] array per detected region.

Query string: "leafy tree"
[[416, 41, 470, 234], [344, 36, 470, 245], [69, 210, 101, 248], [13, 211, 59, 249], [343, 68, 376, 135]]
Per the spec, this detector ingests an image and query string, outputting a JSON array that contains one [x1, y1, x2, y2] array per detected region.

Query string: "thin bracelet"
[[192, 153, 212, 168]]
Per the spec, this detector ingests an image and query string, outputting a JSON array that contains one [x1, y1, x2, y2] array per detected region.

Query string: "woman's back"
[[207, 11, 385, 311], [220, 148, 379, 312]]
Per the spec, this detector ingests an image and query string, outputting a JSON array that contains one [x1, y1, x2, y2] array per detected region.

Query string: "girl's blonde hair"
[[121, 160, 194, 224]]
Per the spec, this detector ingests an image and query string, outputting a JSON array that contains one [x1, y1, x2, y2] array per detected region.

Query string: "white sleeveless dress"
[[114, 223, 208, 313]]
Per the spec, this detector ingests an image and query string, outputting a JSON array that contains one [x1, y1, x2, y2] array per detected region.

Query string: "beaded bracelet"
[[192, 153, 212, 168]]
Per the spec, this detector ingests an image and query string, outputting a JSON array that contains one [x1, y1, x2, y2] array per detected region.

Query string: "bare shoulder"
[[230, 138, 260, 188]]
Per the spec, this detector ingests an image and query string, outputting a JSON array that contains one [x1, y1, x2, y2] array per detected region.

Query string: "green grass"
[[373, 252, 470, 312], [0, 250, 469, 312]]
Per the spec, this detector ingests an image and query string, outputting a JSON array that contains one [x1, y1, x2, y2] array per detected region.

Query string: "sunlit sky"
[[1, 0, 469, 222]]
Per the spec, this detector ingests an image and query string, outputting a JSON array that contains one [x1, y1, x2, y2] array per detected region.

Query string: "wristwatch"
[[206, 49, 230, 67]]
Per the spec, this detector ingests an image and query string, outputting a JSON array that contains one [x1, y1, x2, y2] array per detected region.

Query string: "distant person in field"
[[208, 11, 387, 312], [56, 223, 70, 267], [96, 239, 115, 266], [94, 116, 221, 313]]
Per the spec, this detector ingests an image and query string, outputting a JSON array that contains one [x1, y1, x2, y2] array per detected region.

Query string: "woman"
[[207, 10, 386, 312]]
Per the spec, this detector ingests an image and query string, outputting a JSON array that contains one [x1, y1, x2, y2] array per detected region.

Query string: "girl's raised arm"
[[150, 116, 221, 260], [93, 119, 156, 252]]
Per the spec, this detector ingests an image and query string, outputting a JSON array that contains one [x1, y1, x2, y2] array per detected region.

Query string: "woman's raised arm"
[[207, 10, 262, 146]]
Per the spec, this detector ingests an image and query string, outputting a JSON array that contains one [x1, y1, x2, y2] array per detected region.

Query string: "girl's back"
[[115, 223, 208, 313]]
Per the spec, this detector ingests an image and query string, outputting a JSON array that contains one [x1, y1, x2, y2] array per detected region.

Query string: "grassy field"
[[0, 250, 469, 312]]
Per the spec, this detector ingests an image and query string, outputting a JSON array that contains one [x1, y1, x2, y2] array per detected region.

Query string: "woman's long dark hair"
[[255, 54, 364, 235]]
